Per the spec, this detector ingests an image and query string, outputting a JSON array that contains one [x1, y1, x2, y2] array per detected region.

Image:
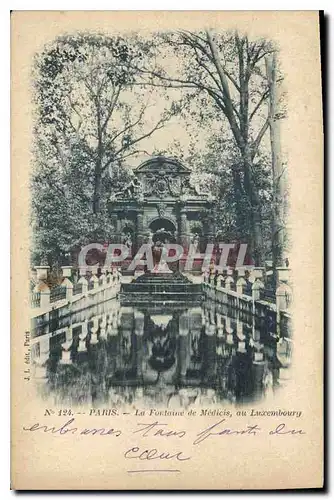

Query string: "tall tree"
[[32, 33, 181, 263], [265, 52, 287, 283], [138, 30, 278, 264]]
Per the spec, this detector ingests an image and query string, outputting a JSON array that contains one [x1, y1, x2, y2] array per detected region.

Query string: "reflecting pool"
[[32, 298, 292, 408]]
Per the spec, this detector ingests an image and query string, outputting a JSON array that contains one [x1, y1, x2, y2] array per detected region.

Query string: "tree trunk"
[[93, 102, 103, 215], [266, 53, 285, 286], [206, 31, 266, 265], [242, 149, 264, 266], [231, 168, 247, 239], [92, 166, 102, 214]]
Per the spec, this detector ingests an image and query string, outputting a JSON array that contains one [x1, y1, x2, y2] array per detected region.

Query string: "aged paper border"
[[11, 10, 323, 490]]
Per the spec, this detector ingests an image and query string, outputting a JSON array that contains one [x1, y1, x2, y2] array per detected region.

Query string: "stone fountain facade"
[[108, 156, 215, 259]]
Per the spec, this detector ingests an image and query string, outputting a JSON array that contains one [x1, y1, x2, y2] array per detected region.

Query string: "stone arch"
[[148, 217, 177, 244], [149, 216, 176, 232]]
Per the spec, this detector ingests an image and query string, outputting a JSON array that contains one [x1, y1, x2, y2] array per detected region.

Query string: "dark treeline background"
[[31, 30, 289, 275]]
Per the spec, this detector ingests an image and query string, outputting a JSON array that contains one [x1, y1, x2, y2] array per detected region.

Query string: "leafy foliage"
[[137, 30, 284, 264], [31, 30, 286, 267], [32, 32, 182, 265]]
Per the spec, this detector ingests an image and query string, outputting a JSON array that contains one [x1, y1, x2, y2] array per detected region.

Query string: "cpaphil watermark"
[[77, 242, 251, 272]]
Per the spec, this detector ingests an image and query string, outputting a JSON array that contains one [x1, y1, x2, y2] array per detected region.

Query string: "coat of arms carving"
[[168, 176, 182, 196]]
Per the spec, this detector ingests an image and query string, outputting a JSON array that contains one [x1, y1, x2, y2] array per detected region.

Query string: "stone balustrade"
[[30, 264, 121, 315], [203, 267, 292, 324]]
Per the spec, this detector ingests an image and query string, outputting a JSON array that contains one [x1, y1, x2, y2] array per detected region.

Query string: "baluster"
[[78, 276, 88, 294], [89, 274, 99, 290], [236, 277, 246, 295], [62, 277, 73, 301], [39, 283, 50, 309], [252, 279, 264, 301], [225, 276, 234, 291]]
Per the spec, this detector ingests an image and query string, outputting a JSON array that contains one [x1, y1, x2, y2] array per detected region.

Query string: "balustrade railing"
[[30, 292, 41, 308], [203, 268, 292, 318], [73, 283, 83, 296], [50, 285, 66, 303], [259, 287, 276, 304], [30, 265, 120, 311]]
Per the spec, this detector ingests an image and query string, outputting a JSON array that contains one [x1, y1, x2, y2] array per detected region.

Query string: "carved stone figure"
[[142, 173, 155, 195], [108, 157, 216, 261], [111, 176, 143, 200], [157, 202, 168, 218], [191, 232, 200, 246], [151, 241, 172, 274], [122, 232, 133, 249], [168, 176, 182, 196], [181, 177, 197, 197], [146, 230, 153, 245]]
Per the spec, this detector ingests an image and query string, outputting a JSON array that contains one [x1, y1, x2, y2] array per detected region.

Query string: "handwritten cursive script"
[[269, 423, 306, 435], [133, 421, 186, 439], [194, 419, 261, 445], [23, 418, 122, 437], [124, 446, 191, 461], [22, 416, 306, 471]]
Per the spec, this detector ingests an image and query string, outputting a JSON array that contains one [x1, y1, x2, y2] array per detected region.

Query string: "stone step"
[[119, 292, 203, 306], [134, 272, 191, 284], [120, 271, 202, 304], [122, 283, 202, 292]]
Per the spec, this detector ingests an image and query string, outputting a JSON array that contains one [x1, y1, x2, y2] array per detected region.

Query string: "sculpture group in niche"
[[110, 168, 204, 201], [110, 175, 144, 202]]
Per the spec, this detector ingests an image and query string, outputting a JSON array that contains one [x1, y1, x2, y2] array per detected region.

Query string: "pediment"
[[109, 155, 211, 203], [136, 156, 191, 176]]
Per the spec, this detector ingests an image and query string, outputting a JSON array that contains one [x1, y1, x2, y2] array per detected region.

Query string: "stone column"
[[136, 210, 144, 250], [179, 208, 189, 250]]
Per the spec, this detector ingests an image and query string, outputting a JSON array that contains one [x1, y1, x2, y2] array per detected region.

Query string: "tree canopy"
[[32, 32, 183, 264], [136, 30, 284, 264], [31, 30, 287, 268]]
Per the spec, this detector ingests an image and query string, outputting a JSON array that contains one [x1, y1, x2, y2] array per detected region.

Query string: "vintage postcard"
[[11, 11, 323, 490]]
